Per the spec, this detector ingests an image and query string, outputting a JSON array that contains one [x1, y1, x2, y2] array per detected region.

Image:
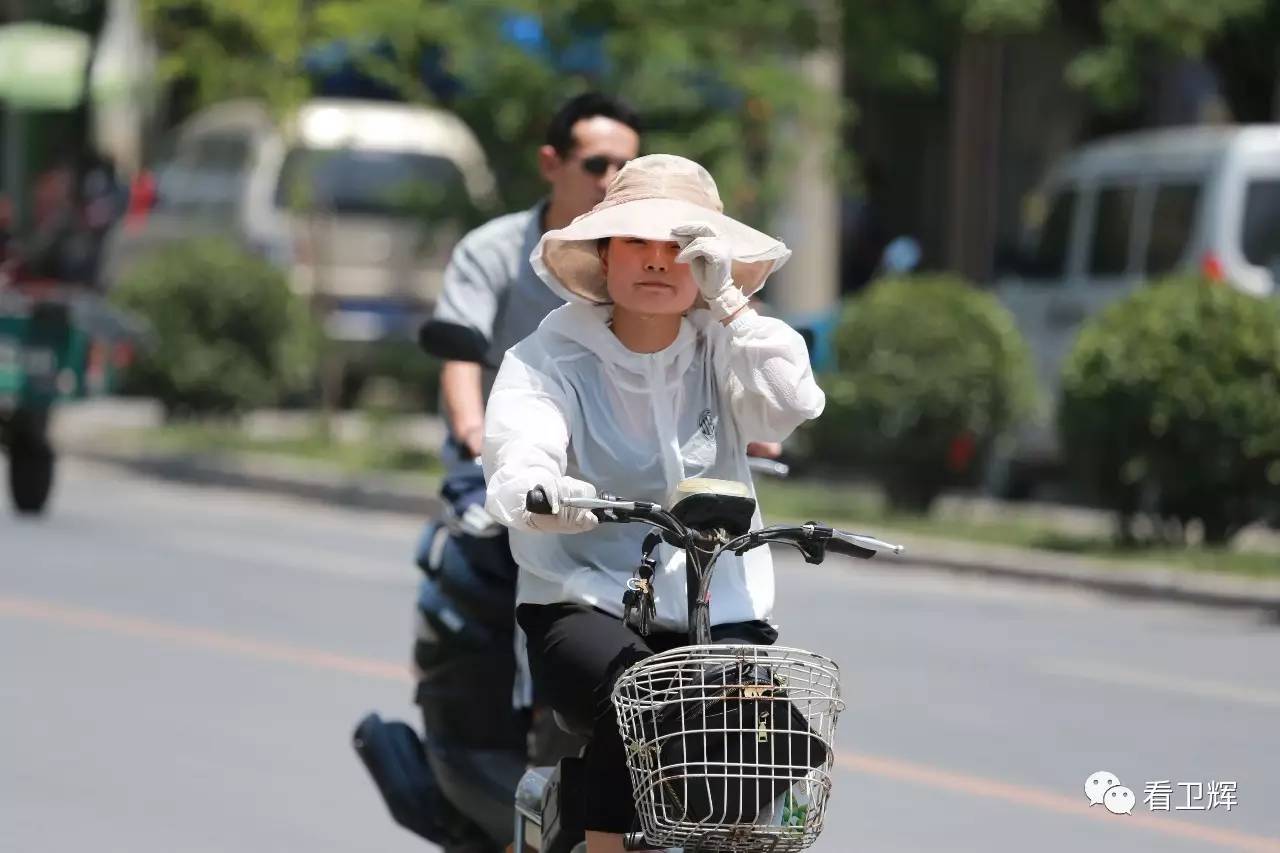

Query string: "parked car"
[[993, 124, 1280, 494], [102, 98, 497, 344]]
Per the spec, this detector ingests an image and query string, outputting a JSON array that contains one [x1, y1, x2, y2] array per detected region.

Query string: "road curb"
[[68, 445, 1280, 613], [70, 446, 444, 518], [889, 546, 1280, 612]]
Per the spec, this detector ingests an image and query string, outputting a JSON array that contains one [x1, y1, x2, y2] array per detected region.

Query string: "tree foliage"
[[139, 0, 1272, 215], [141, 0, 839, 221], [843, 0, 1052, 93], [1066, 0, 1268, 110], [841, 0, 1267, 113]]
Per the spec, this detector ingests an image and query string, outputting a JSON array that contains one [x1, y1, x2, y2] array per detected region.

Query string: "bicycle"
[[512, 475, 903, 853]]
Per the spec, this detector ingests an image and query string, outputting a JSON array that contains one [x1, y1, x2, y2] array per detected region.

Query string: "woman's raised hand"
[[673, 222, 749, 321]]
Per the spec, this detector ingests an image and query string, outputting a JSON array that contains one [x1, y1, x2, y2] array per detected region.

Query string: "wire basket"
[[612, 644, 844, 852]]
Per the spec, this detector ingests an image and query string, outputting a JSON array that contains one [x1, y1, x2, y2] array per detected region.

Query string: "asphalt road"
[[3, 461, 1279, 853]]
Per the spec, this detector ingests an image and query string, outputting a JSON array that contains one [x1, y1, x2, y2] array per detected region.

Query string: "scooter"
[[353, 448, 583, 853]]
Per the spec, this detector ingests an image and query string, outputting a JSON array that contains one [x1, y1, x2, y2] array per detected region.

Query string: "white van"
[[994, 124, 1280, 486], [102, 98, 496, 342]]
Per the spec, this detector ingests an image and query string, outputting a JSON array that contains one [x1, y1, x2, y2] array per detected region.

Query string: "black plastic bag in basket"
[[651, 662, 828, 824]]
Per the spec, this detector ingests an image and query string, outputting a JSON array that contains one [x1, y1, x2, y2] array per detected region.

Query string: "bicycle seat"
[[670, 477, 756, 536]]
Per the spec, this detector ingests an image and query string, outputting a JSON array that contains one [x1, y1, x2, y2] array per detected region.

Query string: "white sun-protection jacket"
[[483, 302, 825, 632]]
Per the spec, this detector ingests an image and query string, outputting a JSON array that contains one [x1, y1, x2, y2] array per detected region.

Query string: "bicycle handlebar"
[[525, 483, 903, 644], [523, 486, 904, 560]]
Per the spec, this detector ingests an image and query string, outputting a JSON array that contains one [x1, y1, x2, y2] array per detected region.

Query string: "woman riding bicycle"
[[483, 154, 825, 853]]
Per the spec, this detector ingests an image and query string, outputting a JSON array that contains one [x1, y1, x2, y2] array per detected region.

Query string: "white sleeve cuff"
[[706, 284, 750, 321]]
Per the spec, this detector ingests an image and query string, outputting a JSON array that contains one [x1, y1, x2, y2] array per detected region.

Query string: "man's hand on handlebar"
[[746, 441, 782, 460], [458, 424, 484, 458]]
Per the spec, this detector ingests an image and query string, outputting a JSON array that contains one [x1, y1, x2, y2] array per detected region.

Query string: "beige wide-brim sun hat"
[[530, 154, 792, 306]]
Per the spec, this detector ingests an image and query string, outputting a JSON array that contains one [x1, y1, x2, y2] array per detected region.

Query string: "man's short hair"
[[545, 92, 641, 157]]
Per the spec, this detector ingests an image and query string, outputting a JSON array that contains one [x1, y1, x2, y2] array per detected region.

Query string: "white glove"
[[673, 221, 749, 321], [525, 475, 600, 535]]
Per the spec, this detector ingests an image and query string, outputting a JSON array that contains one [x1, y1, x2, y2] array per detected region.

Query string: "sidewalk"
[[53, 399, 1280, 612]]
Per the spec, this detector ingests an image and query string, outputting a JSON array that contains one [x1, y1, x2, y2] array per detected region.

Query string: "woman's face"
[[600, 237, 699, 315]]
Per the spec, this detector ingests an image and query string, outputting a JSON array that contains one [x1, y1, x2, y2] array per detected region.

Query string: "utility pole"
[[294, 0, 341, 432], [2, 0, 26, 232], [768, 0, 843, 371], [1273, 45, 1280, 120]]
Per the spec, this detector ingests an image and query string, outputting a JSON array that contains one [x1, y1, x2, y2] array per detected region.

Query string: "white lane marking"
[[147, 528, 412, 583], [1037, 657, 1280, 709], [59, 459, 427, 534]]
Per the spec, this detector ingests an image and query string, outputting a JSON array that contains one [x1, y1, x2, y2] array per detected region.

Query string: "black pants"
[[516, 602, 778, 833]]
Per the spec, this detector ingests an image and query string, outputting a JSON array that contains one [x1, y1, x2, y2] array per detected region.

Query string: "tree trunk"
[[946, 33, 1004, 284]]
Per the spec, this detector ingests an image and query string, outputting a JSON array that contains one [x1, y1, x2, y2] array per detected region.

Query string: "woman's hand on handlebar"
[[521, 476, 600, 534]]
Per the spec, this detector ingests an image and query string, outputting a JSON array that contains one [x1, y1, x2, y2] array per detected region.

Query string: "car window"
[[1143, 183, 1200, 276], [151, 161, 188, 209], [193, 134, 252, 173], [1241, 178, 1280, 268], [274, 148, 473, 221], [156, 132, 251, 215], [1087, 186, 1136, 277], [1023, 189, 1075, 281], [189, 133, 252, 212]]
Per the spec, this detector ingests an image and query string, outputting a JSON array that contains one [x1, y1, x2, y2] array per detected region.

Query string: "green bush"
[[809, 275, 1036, 511], [112, 238, 319, 417], [1059, 275, 1280, 545], [334, 339, 443, 413]]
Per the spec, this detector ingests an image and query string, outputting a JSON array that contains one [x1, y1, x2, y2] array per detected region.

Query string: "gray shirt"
[[431, 201, 566, 376]]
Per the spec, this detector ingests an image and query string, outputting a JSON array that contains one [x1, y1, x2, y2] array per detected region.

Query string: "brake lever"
[[582, 494, 656, 525], [735, 524, 835, 564], [796, 535, 828, 564], [592, 506, 629, 523]]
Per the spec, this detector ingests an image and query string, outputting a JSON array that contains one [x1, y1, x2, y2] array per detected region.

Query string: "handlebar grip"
[[825, 536, 877, 560], [526, 487, 554, 515], [747, 456, 790, 479]]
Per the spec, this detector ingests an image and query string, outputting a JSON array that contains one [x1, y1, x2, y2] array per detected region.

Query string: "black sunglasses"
[[578, 155, 631, 176]]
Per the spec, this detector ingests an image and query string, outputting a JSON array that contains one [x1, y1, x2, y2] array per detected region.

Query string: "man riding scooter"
[[356, 93, 643, 853]]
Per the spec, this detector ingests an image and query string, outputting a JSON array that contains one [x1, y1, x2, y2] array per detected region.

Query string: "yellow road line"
[[0, 594, 411, 683], [837, 752, 1280, 852]]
